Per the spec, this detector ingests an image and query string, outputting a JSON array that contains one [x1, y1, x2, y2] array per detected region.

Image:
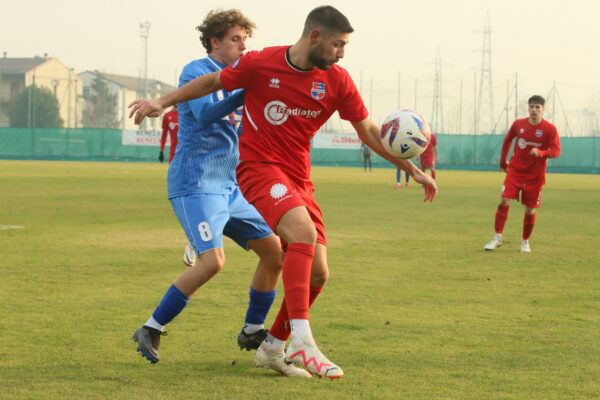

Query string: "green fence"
[[0, 128, 157, 161], [312, 133, 600, 174], [0, 128, 598, 174]]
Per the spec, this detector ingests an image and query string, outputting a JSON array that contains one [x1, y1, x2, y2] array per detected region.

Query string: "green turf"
[[1, 160, 599, 399]]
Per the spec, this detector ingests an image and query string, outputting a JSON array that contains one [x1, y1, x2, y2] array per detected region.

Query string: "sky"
[[3, 0, 600, 134]]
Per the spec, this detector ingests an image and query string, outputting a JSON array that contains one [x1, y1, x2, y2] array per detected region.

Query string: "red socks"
[[270, 286, 323, 341], [493, 204, 536, 240], [494, 204, 510, 233], [280, 243, 314, 320], [523, 213, 536, 240]]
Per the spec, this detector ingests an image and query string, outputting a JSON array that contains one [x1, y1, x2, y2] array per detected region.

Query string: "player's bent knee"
[[276, 207, 318, 244], [195, 250, 226, 275], [261, 252, 283, 273], [192, 259, 224, 277], [310, 269, 329, 287], [281, 224, 317, 244]]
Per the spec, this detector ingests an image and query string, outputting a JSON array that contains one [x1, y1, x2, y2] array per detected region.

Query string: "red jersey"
[[501, 118, 560, 185], [419, 133, 437, 162], [161, 109, 179, 163], [220, 46, 368, 182]]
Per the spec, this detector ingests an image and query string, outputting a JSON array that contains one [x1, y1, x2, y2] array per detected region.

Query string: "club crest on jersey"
[[311, 82, 326, 100], [535, 129, 543, 137], [519, 128, 525, 134]]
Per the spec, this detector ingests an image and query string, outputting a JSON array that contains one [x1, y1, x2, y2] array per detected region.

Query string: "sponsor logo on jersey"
[[535, 129, 543, 137], [269, 78, 280, 88], [263, 100, 322, 125], [517, 138, 542, 150], [311, 82, 326, 100]]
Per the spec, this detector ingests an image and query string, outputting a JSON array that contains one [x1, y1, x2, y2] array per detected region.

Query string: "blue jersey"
[[167, 56, 244, 198]]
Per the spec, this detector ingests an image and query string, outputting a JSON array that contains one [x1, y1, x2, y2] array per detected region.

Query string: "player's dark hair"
[[528, 95, 545, 106], [302, 6, 354, 37], [196, 9, 256, 53]]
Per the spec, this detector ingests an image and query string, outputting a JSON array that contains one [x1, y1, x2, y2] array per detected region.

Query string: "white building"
[[79, 71, 176, 131], [0, 54, 82, 128]]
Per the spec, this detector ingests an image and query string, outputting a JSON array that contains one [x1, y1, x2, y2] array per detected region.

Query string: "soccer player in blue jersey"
[[131, 9, 309, 378]]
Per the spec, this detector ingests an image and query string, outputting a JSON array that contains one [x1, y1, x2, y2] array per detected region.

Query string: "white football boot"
[[182, 243, 196, 267], [520, 239, 532, 253], [286, 338, 343, 379], [255, 342, 312, 378], [484, 233, 503, 251]]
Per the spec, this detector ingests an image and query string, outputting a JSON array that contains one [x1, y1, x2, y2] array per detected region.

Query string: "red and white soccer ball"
[[380, 110, 431, 159]]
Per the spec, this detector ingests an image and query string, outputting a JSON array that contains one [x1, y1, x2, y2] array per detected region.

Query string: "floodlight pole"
[[139, 21, 151, 99], [139, 21, 151, 131]]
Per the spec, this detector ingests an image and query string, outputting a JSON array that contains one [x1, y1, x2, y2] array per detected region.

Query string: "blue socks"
[[147, 285, 274, 331], [151, 284, 190, 326], [244, 287, 276, 325]]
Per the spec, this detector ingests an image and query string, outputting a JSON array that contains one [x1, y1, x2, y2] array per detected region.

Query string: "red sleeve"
[[431, 134, 437, 147], [336, 70, 368, 122], [500, 123, 516, 169], [220, 52, 255, 92], [537, 126, 561, 158], [160, 115, 168, 151]]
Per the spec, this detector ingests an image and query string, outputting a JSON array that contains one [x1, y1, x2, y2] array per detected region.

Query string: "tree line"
[[8, 75, 119, 129]]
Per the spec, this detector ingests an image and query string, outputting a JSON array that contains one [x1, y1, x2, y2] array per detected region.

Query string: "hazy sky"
[[3, 0, 599, 133]]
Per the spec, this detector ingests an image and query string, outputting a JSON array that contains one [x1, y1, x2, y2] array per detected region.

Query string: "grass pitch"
[[0, 160, 599, 400]]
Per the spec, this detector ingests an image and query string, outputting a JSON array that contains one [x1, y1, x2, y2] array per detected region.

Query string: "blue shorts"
[[170, 188, 273, 255]]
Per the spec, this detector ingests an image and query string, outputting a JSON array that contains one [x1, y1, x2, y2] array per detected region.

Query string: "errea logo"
[[269, 78, 280, 88]]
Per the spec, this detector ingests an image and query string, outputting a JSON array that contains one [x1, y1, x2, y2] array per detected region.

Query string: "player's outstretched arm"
[[190, 90, 245, 127], [128, 71, 223, 125], [351, 119, 438, 202]]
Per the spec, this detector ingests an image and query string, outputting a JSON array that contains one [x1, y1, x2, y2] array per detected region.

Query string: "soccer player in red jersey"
[[419, 132, 438, 179], [484, 95, 561, 253], [159, 105, 179, 163], [129, 6, 438, 378]]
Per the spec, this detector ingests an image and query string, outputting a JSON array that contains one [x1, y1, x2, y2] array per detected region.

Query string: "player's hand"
[[500, 160, 508, 172], [411, 170, 438, 202], [158, 151, 165, 163], [128, 99, 165, 125], [530, 148, 540, 157]]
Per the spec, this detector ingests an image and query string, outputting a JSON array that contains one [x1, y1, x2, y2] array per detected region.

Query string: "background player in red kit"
[[159, 105, 179, 163], [484, 95, 560, 253], [129, 5, 437, 379], [419, 132, 438, 179]]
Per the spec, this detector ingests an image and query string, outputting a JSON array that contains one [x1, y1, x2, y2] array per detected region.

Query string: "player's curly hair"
[[196, 9, 256, 53]]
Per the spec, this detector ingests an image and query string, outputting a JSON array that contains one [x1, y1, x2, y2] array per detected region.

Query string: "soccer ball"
[[380, 110, 431, 159]]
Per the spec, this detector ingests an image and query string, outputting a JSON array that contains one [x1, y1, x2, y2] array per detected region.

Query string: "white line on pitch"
[[0, 225, 25, 230]]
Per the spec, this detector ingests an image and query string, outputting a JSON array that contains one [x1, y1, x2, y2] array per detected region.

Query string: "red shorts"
[[236, 162, 327, 245], [501, 174, 543, 208], [420, 157, 435, 170]]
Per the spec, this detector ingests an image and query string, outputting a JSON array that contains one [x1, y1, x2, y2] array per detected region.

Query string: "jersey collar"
[[207, 55, 226, 70], [285, 47, 314, 72]]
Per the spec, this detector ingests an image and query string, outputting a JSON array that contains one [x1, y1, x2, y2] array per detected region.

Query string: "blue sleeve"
[[188, 90, 245, 127]]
